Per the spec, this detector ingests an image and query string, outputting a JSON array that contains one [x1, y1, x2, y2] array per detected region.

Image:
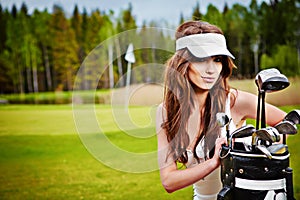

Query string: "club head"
[[228, 125, 255, 149], [231, 124, 256, 139], [216, 112, 230, 127], [255, 127, 280, 144], [274, 121, 298, 135], [255, 68, 289, 93], [256, 145, 272, 159], [267, 144, 288, 155], [284, 110, 300, 125]]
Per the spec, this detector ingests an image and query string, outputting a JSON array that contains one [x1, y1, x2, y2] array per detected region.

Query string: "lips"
[[201, 76, 216, 83]]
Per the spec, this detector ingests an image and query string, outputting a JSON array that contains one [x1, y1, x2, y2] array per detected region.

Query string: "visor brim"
[[187, 46, 235, 59]]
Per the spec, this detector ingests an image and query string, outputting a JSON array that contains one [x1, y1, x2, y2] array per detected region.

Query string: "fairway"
[[0, 104, 300, 199], [0, 105, 191, 199]]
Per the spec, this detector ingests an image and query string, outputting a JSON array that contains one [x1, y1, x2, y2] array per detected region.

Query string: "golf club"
[[216, 112, 231, 146], [256, 145, 272, 159], [278, 109, 300, 144], [229, 124, 255, 149], [216, 112, 230, 127], [217, 69, 296, 199], [284, 110, 300, 125], [274, 121, 297, 135], [255, 68, 290, 93], [255, 68, 289, 130], [267, 143, 288, 155], [252, 127, 280, 150]]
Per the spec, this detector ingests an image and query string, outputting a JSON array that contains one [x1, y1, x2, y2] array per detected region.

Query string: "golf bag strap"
[[235, 178, 286, 190], [217, 186, 232, 200]]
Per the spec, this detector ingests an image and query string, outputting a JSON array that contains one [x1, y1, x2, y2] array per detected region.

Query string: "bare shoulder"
[[235, 90, 257, 104], [230, 89, 258, 120], [230, 89, 256, 108]]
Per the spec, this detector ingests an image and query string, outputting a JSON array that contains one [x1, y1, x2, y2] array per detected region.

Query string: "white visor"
[[175, 33, 235, 59]]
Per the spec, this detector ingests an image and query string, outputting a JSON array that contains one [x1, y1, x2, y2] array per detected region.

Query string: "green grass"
[[0, 104, 300, 199], [0, 105, 191, 200], [0, 90, 111, 104], [0, 134, 192, 199]]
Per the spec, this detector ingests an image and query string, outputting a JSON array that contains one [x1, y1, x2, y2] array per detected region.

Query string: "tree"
[[81, 9, 104, 90], [203, 4, 225, 30], [192, 2, 202, 21], [248, 0, 260, 74], [121, 3, 136, 31], [258, 0, 299, 76], [71, 5, 85, 65], [5, 4, 25, 93], [80, 7, 88, 58], [50, 5, 78, 91], [260, 45, 299, 76], [19, 2, 37, 93], [116, 4, 137, 87], [0, 5, 7, 54], [32, 9, 53, 91], [224, 4, 249, 77], [71, 5, 82, 44], [179, 13, 185, 25], [0, 0, 299, 94], [98, 14, 115, 88], [0, 5, 12, 93]]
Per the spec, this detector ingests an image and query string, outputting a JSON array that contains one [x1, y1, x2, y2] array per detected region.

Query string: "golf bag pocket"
[[218, 145, 292, 200]]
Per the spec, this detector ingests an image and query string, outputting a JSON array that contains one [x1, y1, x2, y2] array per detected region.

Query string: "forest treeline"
[[0, 0, 299, 94]]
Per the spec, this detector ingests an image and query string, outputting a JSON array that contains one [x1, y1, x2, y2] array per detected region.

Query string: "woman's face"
[[188, 56, 223, 90]]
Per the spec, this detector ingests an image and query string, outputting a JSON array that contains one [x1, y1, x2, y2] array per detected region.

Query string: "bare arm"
[[232, 90, 286, 126], [156, 104, 226, 193]]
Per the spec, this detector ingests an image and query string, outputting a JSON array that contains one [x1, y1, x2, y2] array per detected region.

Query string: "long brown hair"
[[162, 21, 236, 164]]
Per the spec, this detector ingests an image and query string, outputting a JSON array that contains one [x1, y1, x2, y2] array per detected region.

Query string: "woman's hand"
[[212, 137, 227, 165]]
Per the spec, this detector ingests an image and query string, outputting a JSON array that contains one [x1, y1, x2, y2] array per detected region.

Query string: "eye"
[[213, 56, 222, 63]]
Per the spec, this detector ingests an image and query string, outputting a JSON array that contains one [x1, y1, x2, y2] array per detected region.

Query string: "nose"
[[205, 60, 216, 74]]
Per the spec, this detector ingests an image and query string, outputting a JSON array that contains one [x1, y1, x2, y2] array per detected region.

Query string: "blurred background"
[[0, 0, 299, 96], [0, 0, 299, 199]]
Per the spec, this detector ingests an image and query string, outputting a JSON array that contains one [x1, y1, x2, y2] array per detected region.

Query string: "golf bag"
[[217, 144, 294, 200], [217, 68, 298, 200]]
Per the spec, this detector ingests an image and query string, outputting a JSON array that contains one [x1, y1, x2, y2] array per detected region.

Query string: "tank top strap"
[[225, 91, 232, 119]]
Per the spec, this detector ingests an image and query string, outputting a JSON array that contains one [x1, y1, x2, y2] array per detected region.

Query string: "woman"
[[156, 21, 286, 200]]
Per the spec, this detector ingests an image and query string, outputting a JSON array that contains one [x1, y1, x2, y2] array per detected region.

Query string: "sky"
[[0, 0, 267, 26]]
